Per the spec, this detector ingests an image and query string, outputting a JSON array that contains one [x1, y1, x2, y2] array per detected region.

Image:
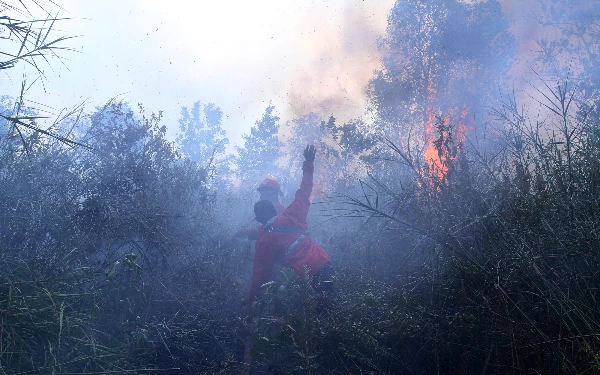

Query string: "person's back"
[[249, 145, 332, 307]]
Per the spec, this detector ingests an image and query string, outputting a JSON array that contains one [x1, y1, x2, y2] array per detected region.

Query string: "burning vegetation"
[[2, 0, 600, 374]]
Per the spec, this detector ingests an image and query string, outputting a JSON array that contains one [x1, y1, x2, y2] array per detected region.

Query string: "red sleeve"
[[248, 236, 278, 308], [282, 160, 314, 224]]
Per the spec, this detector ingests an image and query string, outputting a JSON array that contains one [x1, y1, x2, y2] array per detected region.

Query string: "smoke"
[[280, 0, 394, 124], [499, 1, 546, 82], [492, 0, 598, 130]]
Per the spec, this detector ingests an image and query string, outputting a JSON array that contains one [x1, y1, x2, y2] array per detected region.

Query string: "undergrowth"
[[1, 82, 600, 374]]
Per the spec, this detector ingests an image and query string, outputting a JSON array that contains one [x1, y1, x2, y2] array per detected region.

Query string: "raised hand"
[[303, 145, 316, 162]]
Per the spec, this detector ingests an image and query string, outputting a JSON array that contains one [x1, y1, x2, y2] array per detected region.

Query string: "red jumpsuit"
[[249, 160, 331, 306]]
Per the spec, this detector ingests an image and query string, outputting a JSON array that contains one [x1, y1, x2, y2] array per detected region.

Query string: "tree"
[[176, 101, 228, 166], [531, 0, 600, 95], [0, 99, 243, 373], [235, 104, 283, 187], [73, 101, 212, 263], [368, 0, 514, 139], [285, 114, 377, 192], [281, 112, 322, 179], [527, 1, 600, 129]]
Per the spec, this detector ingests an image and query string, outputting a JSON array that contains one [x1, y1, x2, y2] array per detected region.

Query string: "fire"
[[423, 104, 441, 178], [422, 84, 469, 185]]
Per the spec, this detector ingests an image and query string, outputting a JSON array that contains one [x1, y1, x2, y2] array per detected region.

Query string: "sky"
[[1, 0, 394, 148]]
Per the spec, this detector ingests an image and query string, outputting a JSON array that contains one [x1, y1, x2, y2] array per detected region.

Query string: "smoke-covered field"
[[2, 0, 600, 373]]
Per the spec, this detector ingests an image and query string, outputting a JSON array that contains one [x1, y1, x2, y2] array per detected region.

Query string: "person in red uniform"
[[232, 176, 285, 240], [249, 145, 332, 309]]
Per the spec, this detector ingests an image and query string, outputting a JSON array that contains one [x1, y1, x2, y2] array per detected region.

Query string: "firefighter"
[[249, 145, 333, 310], [231, 175, 285, 240]]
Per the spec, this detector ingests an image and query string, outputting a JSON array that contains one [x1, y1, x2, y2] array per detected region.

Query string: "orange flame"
[[423, 104, 442, 179], [422, 84, 470, 186]]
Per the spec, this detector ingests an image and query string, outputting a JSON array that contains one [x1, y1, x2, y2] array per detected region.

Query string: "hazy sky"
[[2, 0, 394, 147]]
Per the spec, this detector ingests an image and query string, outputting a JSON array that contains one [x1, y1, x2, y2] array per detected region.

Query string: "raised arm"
[[298, 145, 315, 200], [282, 145, 316, 224]]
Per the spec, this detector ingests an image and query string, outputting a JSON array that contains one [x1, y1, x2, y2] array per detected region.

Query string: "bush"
[[0, 101, 248, 373], [331, 82, 600, 373]]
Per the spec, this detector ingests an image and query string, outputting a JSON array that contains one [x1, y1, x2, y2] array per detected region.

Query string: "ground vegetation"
[[1, 0, 600, 374]]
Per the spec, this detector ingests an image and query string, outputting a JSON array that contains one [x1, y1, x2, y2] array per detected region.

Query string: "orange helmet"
[[257, 176, 281, 192]]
